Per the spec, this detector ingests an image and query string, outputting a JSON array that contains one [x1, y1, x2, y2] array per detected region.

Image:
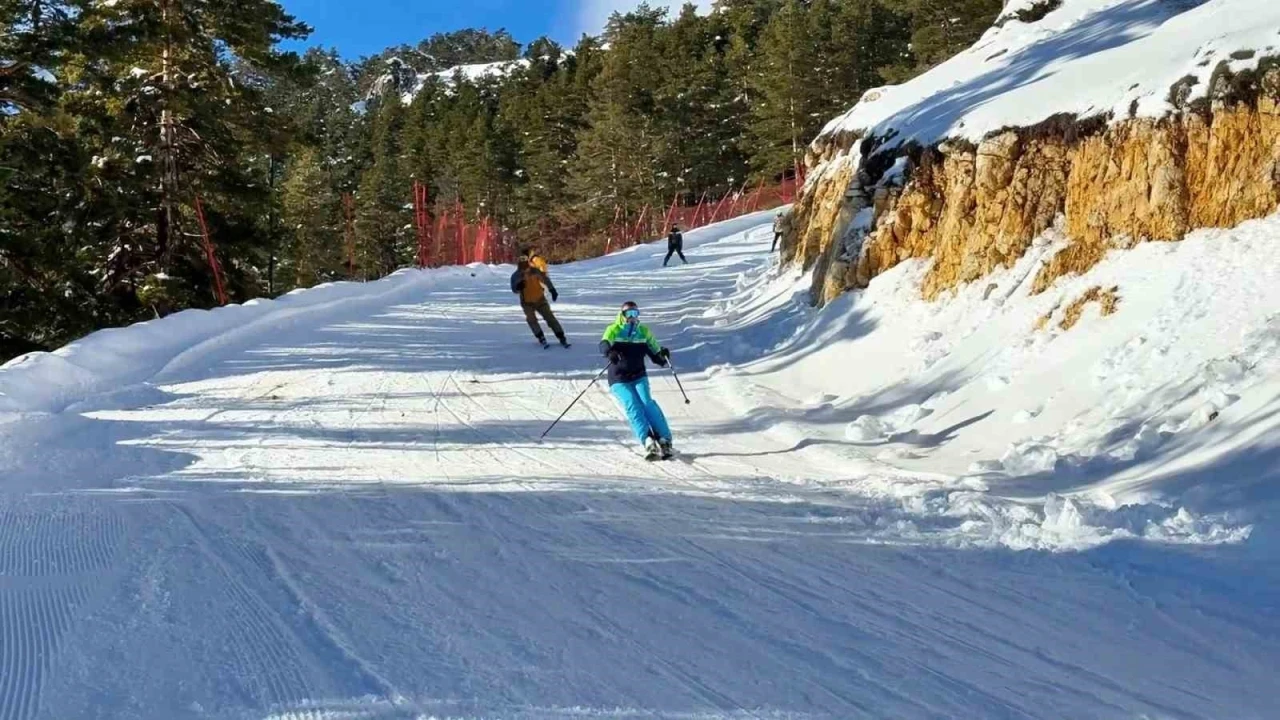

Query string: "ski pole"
[[668, 362, 691, 404], [541, 366, 609, 440]]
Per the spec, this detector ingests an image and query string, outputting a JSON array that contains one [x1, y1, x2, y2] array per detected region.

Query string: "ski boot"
[[537, 336, 551, 349], [659, 438, 674, 460], [558, 336, 571, 349], [643, 437, 662, 462]]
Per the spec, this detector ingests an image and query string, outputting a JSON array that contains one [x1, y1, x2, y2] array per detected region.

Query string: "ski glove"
[[608, 349, 621, 364], [551, 289, 559, 302]]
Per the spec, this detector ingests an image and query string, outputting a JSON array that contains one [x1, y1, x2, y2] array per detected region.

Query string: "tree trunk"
[[158, 0, 180, 269]]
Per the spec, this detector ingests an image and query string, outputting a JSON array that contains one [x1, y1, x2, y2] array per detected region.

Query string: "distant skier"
[[600, 301, 674, 460], [663, 225, 687, 267], [771, 209, 791, 252], [511, 258, 569, 348]]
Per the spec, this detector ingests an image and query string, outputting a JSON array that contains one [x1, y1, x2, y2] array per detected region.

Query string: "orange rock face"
[[786, 65, 1280, 307]]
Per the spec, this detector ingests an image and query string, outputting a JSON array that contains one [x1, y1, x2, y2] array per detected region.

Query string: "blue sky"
[[278, 0, 709, 59]]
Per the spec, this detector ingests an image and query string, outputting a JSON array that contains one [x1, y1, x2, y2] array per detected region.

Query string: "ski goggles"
[[622, 308, 641, 320]]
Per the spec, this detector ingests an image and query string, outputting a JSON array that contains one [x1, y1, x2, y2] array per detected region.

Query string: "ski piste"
[[1, 211, 1277, 718]]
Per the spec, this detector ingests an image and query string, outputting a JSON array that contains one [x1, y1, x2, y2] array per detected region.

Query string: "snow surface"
[[1, 214, 1279, 717], [821, 0, 1280, 146]]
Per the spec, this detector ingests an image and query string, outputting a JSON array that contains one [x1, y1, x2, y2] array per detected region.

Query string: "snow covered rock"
[[786, 0, 1280, 306]]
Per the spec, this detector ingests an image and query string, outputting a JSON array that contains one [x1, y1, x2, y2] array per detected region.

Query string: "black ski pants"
[[663, 247, 687, 266]]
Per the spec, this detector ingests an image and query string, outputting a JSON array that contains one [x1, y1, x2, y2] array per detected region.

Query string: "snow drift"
[[821, 0, 1280, 146]]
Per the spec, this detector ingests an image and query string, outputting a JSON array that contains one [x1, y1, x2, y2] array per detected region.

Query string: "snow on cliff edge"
[[820, 0, 1280, 147]]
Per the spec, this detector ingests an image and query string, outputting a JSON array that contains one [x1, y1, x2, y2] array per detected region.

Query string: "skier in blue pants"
[[600, 301, 675, 460]]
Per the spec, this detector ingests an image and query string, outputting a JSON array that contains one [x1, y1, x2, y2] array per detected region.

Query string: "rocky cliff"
[[785, 0, 1280, 307]]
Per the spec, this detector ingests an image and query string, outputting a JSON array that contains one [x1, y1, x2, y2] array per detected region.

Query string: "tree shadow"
[[698, 368, 970, 438], [852, 410, 996, 449]]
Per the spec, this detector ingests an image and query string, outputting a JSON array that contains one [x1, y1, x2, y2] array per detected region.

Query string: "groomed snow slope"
[[1, 213, 1278, 718], [821, 0, 1280, 146]]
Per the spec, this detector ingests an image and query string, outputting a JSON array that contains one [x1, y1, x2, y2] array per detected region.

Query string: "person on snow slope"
[[664, 225, 687, 266], [771, 209, 791, 252], [600, 301, 675, 460], [511, 258, 569, 348]]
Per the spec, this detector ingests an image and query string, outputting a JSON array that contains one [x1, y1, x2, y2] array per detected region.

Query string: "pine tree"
[[280, 146, 342, 288], [355, 97, 410, 278], [0, 110, 99, 357], [570, 7, 667, 224], [883, 0, 1003, 80], [499, 39, 581, 229], [656, 5, 748, 199], [0, 0, 99, 357], [416, 28, 522, 69], [71, 0, 309, 308], [0, 0, 76, 113], [829, 0, 913, 94], [747, 0, 821, 178]]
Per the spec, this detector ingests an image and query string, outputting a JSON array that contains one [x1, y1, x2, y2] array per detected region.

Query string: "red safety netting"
[[347, 172, 806, 278], [600, 171, 805, 255], [194, 195, 228, 306]]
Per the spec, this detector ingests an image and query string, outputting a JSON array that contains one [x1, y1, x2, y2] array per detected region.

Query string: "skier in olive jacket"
[[511, 259, 568, 348]]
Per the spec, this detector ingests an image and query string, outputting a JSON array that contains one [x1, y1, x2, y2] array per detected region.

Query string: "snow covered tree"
[[0, 0, 98, 357], [70, 0, 309, 305], [0, 0, 76, 113]]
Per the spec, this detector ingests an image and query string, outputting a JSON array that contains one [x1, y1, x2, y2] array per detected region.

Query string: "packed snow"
[[821, 0, 1280, 146], [1, 213, 1278, 718]]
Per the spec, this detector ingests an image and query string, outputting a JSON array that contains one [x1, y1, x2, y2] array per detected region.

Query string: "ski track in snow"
[[0, 212, 1278, 718]]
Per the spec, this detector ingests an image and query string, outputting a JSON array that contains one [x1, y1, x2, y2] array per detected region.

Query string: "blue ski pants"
[[609, 377, 672, 445]]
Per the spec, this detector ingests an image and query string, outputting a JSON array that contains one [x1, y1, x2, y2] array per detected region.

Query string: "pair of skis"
[[540, 338, 571, 349]]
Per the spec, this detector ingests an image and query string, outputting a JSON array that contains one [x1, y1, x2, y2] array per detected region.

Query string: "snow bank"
[[0, 264, 503, 418], [821, 0, 1280, 147], [711, 210, 1280, 551]]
